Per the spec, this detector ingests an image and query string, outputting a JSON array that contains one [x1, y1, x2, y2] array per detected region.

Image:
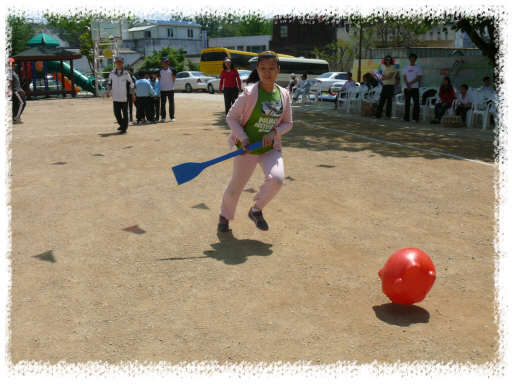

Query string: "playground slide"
[[46, 61, 99, 94], [51, 73, 81, 92]]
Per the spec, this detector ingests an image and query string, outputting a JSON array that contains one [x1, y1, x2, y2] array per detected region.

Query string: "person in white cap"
[[106, 56, 136, 134], [286, 73, 298, 93]]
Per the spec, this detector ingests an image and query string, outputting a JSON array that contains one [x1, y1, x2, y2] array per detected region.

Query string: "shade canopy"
[[13, 46, 82, 61], [27, 33, 61, 47]]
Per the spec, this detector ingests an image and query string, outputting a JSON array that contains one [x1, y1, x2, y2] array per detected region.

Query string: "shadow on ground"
[[157, 231, 273, 265], [287, 108, 495, 163], [372, 303, 430, 327]]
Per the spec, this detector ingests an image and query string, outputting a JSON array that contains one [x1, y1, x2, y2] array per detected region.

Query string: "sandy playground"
[[7, 92, 498, 367]]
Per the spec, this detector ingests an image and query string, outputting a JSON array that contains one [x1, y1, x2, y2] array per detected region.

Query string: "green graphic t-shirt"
[[236, 84, 283, 155]]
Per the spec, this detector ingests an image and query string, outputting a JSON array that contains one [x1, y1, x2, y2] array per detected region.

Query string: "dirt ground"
[[7, 92, 498, 368]]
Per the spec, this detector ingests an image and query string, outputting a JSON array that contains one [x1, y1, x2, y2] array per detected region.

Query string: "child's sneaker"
[[248, 208, 269, 231], [218, 215, 230, 232]]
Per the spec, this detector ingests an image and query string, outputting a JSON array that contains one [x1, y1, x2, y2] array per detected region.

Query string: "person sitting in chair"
[[455, 84, 474, 124], [292, 74, 312, 103], [334, 72, 356, 110], [480, 76, 495, 92], [287, 73, 298, 93]]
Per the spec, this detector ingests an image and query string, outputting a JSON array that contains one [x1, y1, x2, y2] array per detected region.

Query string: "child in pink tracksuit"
[[218, 51, 293, 232]]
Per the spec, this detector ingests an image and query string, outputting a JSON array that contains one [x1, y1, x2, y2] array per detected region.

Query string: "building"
[[269, 16, 336, 57], [207, 35, 271, 53], [338, 22, 465, 52], [125, 20, 203, 56]]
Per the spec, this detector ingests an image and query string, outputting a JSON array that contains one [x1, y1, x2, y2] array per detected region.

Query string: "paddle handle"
[[202, 141, 264, 167]]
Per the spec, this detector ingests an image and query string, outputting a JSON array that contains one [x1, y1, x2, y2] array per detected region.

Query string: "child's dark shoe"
[[248, 209, 269, 231]]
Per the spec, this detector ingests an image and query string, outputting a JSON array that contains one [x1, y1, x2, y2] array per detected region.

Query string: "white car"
[[206, 70, 252, 94], [174, 71, 216, 93], [310, 72, 349, 93]]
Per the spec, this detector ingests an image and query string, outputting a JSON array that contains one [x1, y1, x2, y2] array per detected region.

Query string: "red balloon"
[[378, 248, 436, 305]]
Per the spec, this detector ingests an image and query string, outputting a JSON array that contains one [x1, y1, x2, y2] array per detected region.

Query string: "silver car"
[[174, 71, 216, 93], [206, 70, 252, 94], [310, 72, 349, 93]]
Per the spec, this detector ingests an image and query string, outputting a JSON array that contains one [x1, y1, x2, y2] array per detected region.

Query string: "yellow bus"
[[200, 47, 294, 77]]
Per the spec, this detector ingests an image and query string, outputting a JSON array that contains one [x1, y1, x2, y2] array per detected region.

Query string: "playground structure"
[[91, 19, 129, 97]]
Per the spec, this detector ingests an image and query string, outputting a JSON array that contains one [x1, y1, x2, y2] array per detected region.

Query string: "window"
[[280, 25, 288, 38], [167, 28, 174, 37], [247, 45, 266, 53], [144, 31, 151, 38], [188, 29, 194, 38], [237, 46, 244, 51], [299, 24, 307, 37]]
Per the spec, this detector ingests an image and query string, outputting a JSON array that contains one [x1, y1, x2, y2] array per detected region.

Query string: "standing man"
[[106, 56, 136, 134], [401, 53, 422, 123], [159, 57, 177, 122], [8, 58, 26, 124]]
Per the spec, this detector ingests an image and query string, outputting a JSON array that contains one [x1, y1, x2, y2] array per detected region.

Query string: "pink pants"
[[220, 149, 284, 221]]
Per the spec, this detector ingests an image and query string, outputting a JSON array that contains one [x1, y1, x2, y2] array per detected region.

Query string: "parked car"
[[310, 72, 348, 93], [206, 70, 252, 94], [174, 71, 216, 93]]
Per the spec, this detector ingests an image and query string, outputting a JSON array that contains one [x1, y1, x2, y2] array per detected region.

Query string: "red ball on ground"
[[378, 248, 436, 305]]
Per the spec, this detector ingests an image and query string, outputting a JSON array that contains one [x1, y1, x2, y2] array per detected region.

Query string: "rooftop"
[[139, 19, 202, 28]]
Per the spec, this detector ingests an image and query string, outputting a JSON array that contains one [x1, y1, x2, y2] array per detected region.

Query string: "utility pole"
[[358, 24, 363, 83]]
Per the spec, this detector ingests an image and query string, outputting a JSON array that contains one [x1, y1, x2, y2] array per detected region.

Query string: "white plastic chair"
[[314, 83, 325, 102], [355, 85, 369, 111], [368, 85, 382, 103], [394, 93, 406, 117], [421, 90, 438, 121], [471, 94, 496, 130], [301, 86, 312, 104], [338, 87, 361, 113]]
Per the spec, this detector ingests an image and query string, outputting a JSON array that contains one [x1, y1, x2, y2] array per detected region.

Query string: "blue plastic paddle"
[[172, 141, 264, 185]]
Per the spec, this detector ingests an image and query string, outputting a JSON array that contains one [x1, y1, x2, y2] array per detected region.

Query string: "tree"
[[44, 9, 139, 72], [7, 12, 36, 56], [187, 60, 200, 71], [369, 18, 430, 48], [237, 13, 272, 36], [430, 13, 499, 87], [313, 40, 355, 72], [138, 47, 187, 73]]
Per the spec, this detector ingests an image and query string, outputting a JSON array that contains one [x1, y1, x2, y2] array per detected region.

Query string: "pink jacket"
[[226, 82, 293, 151]]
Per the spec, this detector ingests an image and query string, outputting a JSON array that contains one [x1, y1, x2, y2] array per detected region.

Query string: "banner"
[[202, 30, 207, 49]]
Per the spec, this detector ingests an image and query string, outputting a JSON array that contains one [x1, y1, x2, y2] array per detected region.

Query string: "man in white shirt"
[[401, 53, 423, 123], [480, 76, 495, 92], [334, 72, 356, 110], [159, 57, 177, 122], [455, 84, 474, 124], [106, 56, 136, 134]]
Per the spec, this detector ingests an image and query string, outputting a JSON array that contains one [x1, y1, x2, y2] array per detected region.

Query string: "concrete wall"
[[352, 56, 493, 89]]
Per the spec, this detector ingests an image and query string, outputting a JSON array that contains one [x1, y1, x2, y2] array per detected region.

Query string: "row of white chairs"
[[293, 84, 498, 130]]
